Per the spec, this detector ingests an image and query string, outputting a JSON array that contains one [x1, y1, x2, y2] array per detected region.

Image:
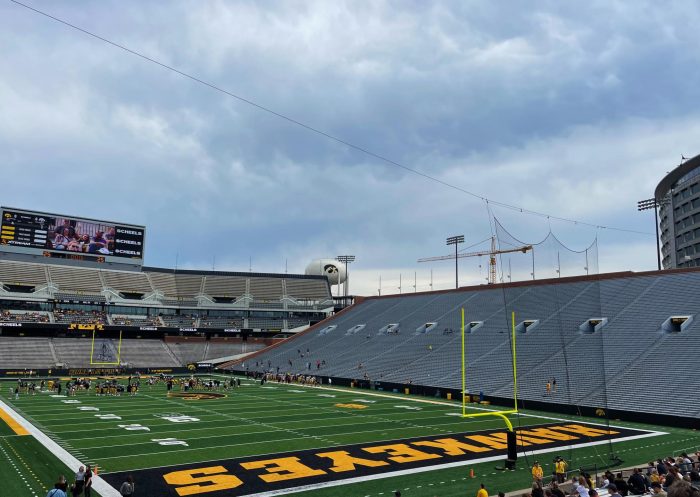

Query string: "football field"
[[1, 375, 699, 497]]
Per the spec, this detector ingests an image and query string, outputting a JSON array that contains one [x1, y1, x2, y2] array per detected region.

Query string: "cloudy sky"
[[1, 0, 699, 295]]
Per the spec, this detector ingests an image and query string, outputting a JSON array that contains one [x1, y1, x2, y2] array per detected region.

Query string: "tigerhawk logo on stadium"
[[167, 392, 227, 400], [101, 422, 660, 497]]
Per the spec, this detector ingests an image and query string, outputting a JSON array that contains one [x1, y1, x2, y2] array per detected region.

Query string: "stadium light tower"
[[637, 198, 661, 270], [446, 235, 465, 289], [336, 255, 355, 297]]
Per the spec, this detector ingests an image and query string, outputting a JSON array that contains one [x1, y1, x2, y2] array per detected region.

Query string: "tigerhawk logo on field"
[[101, 422, 659, 497], [167, 392, 227, 400], [334, 403, 368, 409]]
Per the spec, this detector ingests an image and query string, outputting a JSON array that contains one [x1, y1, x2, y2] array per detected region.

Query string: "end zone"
[[100, 422, 664, 497]]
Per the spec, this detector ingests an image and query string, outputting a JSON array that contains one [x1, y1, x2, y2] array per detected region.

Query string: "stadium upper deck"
[[0, 257, 333, 332]]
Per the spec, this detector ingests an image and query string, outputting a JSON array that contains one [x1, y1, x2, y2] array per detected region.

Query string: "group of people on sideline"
[[47, 471, 134, 497], [476, 452, 700, 497]]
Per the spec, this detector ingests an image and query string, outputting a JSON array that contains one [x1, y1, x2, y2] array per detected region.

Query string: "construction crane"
[[418, 236, 532, 285]]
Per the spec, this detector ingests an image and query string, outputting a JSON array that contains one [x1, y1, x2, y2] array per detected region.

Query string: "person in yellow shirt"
[[555, 457, 567, 483], [532, 461, 544, 482], [476, 483, 488, 497]]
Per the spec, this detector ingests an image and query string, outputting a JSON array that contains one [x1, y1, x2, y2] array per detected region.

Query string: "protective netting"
[[461, 216, 618, 479], [494, 217, 599, 283]]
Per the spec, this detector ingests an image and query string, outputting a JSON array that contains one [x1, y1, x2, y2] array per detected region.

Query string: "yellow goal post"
[[89, 329, 123, 366], [461, 308, 518, 431]]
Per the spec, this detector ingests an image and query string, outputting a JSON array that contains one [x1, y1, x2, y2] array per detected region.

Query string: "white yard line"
[[0, 397, 121, 497]]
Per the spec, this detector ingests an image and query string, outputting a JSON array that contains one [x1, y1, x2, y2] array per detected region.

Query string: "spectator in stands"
[[53, 231, 70, 250], [613, 473, 629, 496], [105, 227, 116, 251], [55, 220, 75, 238], [66, 236, 82, 252], [681, 454, 694, 474], [601, 471, 614, 488], [659, 460, 670, 477], [668, 480, 700, 497], [88, 231, 108, 254], [652, 482, 668, 497], [570, 476, 589, 497], [532, 482, 544, 497], [666, 468, 682, 489], [607, 484, 622, 497], [550, 482, 566, 497], [628, 468, 649, 495], [690, 472, 700, 490]]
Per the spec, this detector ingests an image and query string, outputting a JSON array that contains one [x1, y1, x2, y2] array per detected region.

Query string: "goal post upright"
[[461, 307, 466, 417], [511, 310, 518, 411], [461, 307, 518, 432], [90, 328, 122, 366]]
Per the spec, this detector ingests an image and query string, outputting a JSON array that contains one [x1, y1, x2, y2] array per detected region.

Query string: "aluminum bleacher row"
[[234, 268, 700, 419], [0, 336, 267, 368]]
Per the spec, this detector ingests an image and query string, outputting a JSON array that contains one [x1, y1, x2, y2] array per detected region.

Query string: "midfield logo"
[[167, 392, 227, 401]]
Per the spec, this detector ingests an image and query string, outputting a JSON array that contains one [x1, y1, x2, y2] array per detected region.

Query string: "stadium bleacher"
[[0, 337, 54, 368], [0, 259, 332, 331], [233, 268, 700, 418]]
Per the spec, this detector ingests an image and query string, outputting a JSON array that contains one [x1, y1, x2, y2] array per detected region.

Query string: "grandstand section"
[[0, 257, 333, 339], [232, 267, 700, 422]]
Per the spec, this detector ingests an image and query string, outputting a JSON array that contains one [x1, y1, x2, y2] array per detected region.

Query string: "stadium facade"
[[656, 153, 700, 268]]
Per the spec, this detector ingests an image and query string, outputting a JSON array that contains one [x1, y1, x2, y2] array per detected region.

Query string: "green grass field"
[[1, 376, 699, 497]]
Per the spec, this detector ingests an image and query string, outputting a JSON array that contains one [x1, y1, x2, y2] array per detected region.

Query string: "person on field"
[[555, 457, 568, 483], [477, 482, 488, 497], [84, 465, 93, 497], [47, 475, 68, 497], [532, 461, 544, 483], [119, 475, 135, 497], [71, 465, 85, 496]]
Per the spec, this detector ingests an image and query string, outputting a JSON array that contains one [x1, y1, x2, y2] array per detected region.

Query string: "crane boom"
[[417, 237, 532, 285], [417, 244, 532, 262]]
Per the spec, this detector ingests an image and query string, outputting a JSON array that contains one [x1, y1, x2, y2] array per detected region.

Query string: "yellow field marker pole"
[[512, 311, 518, 411], [89, 329, 96, 364], [461, 307, 466, 417], [116, 330, 123, 364]]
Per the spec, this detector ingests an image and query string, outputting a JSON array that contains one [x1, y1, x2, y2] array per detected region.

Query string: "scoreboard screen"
[[0, 207, 145, 264]]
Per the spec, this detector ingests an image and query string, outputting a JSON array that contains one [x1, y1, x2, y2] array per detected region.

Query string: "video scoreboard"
[[0, 207, 145, 265]]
